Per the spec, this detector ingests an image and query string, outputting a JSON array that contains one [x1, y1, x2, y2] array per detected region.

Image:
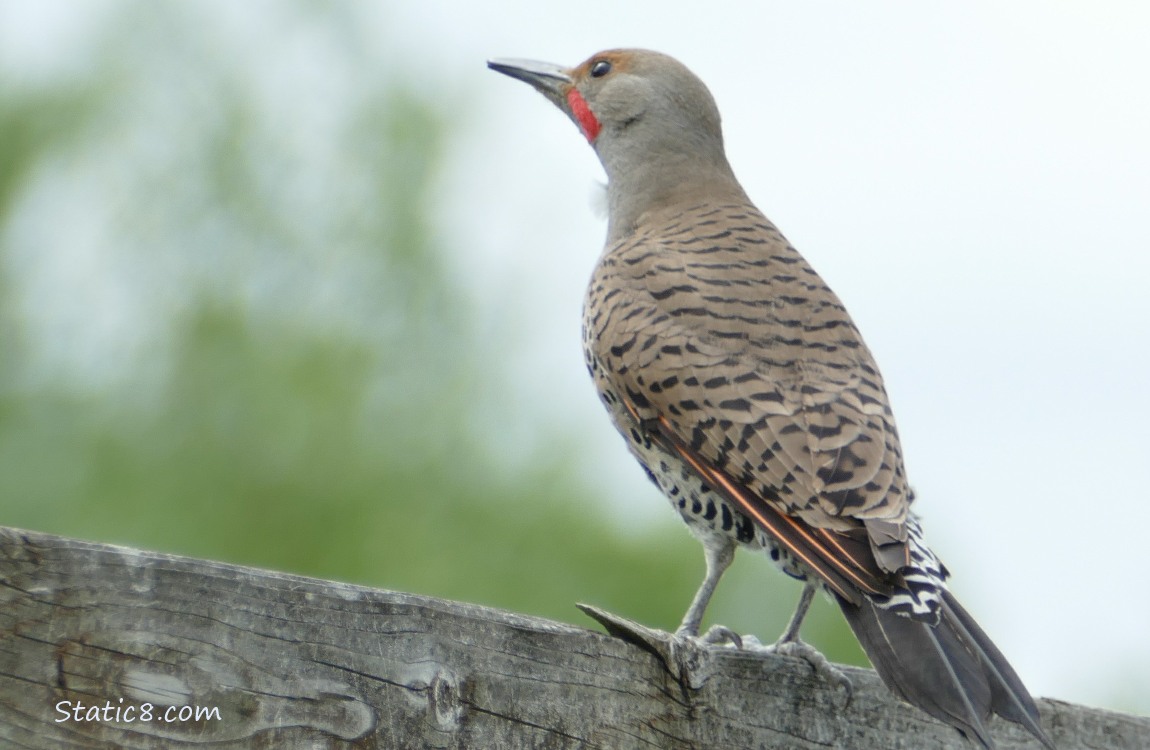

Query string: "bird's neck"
[[603, 151, 746, 243]]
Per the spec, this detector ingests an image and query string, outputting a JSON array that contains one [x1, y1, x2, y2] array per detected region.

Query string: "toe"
[[767, 639, 853, 703], [698, 625, 743, 649]]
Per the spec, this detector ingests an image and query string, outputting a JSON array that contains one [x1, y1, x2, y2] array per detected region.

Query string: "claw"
[[696, 624, 742, 649], [766, 638, 853, 706]]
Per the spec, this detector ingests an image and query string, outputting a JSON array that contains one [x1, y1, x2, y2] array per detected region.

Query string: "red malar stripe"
[[567, 89, 601, 142]]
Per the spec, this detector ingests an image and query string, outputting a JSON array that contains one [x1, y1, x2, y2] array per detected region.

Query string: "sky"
[[3, 0, 1149, 715]]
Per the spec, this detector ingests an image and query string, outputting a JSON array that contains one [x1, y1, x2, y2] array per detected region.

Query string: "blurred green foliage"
[[0, 3, 862, 666]]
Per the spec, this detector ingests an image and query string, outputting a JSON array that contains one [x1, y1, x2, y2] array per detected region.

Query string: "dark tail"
[[838, 589, 1055, 749]]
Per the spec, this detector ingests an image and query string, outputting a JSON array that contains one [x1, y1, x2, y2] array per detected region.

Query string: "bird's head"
[[488, 49, 730, 183]]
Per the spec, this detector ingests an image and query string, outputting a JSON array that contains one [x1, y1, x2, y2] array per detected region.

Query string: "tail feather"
[[939, 590, 1055, 748], [839, 591, 1055, 749]]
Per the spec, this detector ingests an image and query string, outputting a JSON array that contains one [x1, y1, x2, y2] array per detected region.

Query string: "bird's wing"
[[596, 218, 913, 578], [612, 330, 912, 598], [624, 398, 891, 604]]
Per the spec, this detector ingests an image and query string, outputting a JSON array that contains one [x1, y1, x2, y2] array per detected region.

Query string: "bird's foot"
[[577, 603, 736, 688], [578, 604, 850, 703], [693, 623, 742, 649], [765, 637, 853, 705]]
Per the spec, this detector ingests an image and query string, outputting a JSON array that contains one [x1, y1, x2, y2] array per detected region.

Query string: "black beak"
[[488, 57, 573, 108]]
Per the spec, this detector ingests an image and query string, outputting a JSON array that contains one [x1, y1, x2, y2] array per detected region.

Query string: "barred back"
[[582, 198, 945, 620]]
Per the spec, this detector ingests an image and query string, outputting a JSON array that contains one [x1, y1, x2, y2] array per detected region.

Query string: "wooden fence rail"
[[1, 526, 1145, 748]]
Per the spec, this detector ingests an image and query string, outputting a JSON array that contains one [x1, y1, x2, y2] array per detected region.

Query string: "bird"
[[488, 49, 1055, 749]]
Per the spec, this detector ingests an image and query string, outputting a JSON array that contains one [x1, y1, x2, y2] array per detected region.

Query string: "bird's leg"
[[775, 577, 817, 643], [577, 535, 739, 687], [677, 536, 741, 647], [580, 534, 738, 647], [766, 581, 852, 701]]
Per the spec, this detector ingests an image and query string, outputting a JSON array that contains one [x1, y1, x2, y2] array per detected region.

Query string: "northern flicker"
[[489, 50, 1054, 749]]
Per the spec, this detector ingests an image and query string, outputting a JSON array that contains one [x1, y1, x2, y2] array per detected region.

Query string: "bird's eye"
[[590, 60, 612, 78]]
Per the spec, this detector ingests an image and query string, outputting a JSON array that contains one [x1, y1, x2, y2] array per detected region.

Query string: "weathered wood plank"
[[0, 525, 1145, 749]]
